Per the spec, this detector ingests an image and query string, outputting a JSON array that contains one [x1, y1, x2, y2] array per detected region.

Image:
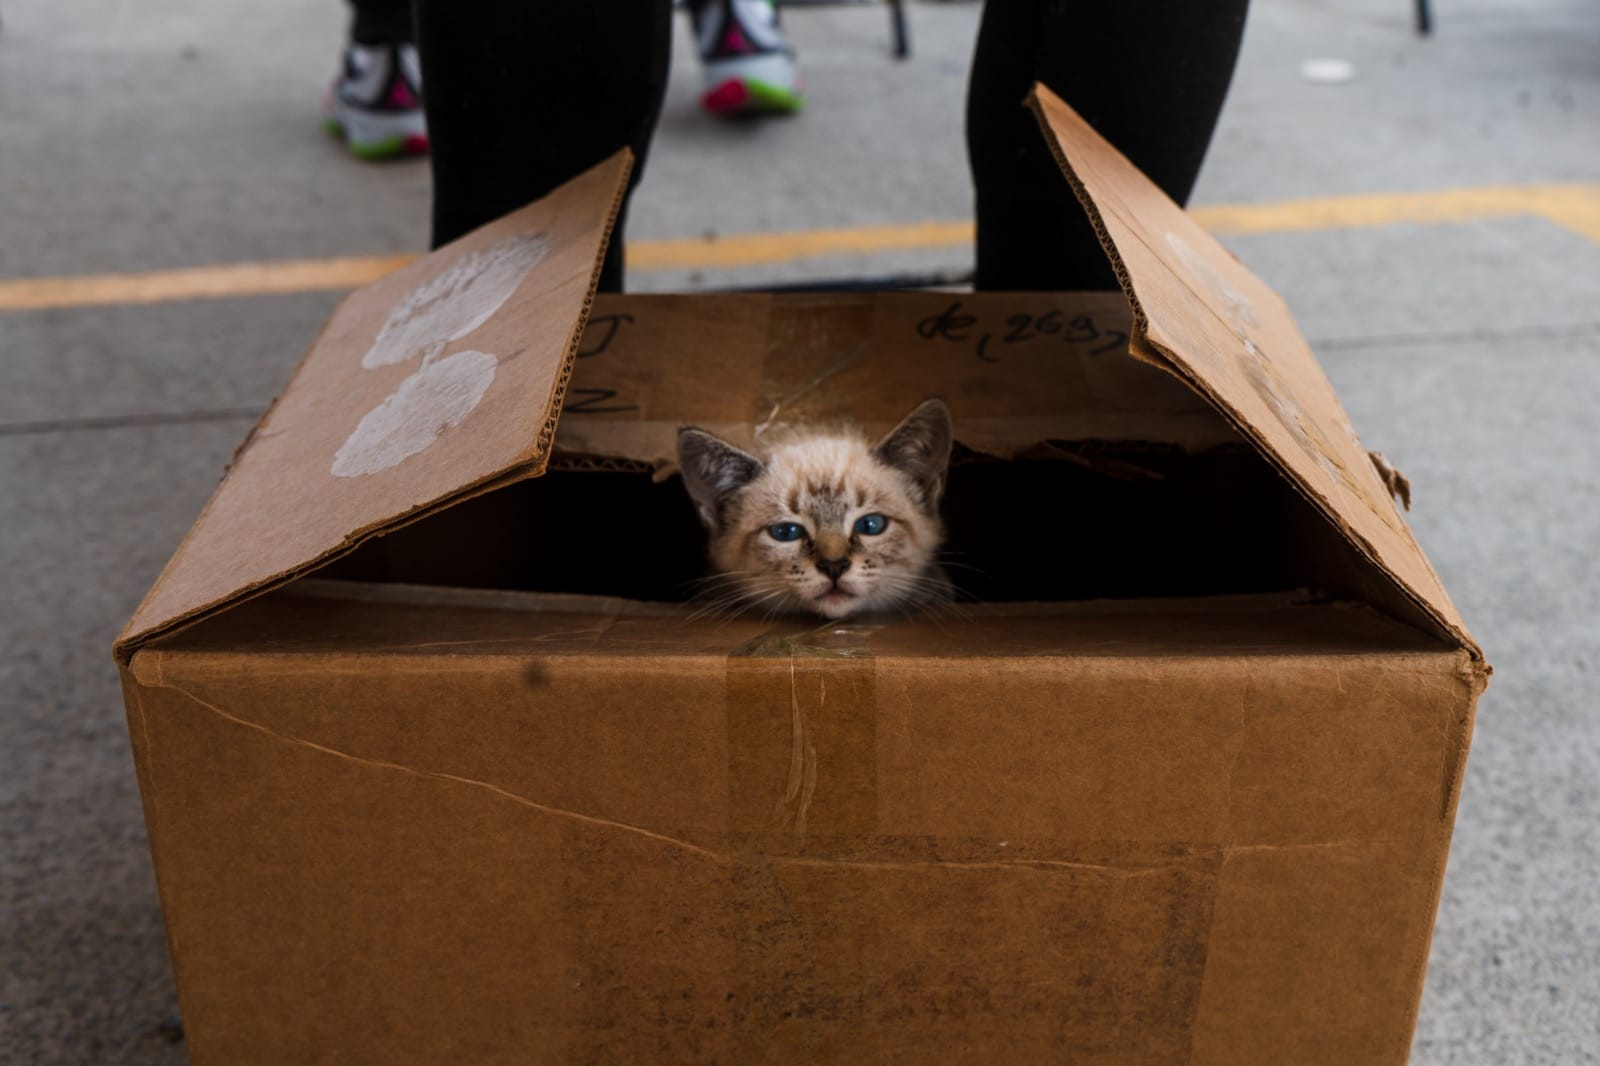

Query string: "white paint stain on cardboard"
[[333, 350, 498, 478], [1165, 232, 1260, 336], [362, 234, 549, 369], [331, 233, 550, 478]]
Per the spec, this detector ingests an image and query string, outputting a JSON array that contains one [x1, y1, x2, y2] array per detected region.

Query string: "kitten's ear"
[[677, 427, 763, 529], [873, 398, 953, 508]]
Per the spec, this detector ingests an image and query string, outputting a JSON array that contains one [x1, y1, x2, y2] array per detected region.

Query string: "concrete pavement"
[[2, 0, 1597, 1062]]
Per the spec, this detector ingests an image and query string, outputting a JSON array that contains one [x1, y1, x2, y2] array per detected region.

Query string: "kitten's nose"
[[816, 556, 851, 583]]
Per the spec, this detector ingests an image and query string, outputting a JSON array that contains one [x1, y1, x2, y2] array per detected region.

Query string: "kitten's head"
[[677, 399, 953, 620]]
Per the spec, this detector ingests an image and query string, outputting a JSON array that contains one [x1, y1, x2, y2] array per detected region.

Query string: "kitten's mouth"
[[814, 588, 857, 609]]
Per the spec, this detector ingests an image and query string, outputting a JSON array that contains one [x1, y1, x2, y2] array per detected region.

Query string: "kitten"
[[676, 399, 953, 620]]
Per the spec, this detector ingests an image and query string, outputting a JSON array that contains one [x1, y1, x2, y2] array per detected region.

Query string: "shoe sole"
[[323, 101, 428, 160], [701, 77, 804, 116]]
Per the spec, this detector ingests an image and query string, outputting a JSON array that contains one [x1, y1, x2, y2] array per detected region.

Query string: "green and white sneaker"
[[691, 0, 805, 116], [322, 41, 428, 160]]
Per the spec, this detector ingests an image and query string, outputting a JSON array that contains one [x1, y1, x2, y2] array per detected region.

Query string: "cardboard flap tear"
[[1027, 85, 1479, 659], [114, 152, 633, 662]]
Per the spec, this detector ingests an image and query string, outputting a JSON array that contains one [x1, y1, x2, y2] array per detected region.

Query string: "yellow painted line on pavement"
[[0, 254, 421, 312], [1531, 186, 1600, 246], [2, 185, 1597, 313], [1190, 184, 1600, 242]]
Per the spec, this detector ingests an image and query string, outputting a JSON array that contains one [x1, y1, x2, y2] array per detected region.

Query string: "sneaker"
[[322, 41, 428, 160], [691, 0, 804, 116]]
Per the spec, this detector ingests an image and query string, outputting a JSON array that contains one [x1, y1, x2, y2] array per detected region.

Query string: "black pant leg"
[[347, 0, 413, 45], [967, 0, 1250, 291], [414, 0, 674, 290]]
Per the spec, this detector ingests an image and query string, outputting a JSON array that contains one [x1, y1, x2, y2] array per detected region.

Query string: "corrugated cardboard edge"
[[1025, 86, 1485, 668], [117, 666, 212, 1057], [1395, 650, 1483, 1063], [112, 151, 634, 666]]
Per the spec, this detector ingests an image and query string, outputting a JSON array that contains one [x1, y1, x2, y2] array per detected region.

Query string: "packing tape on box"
[[723, 621, 884, 1046], [717, 617, 1232, 1054]]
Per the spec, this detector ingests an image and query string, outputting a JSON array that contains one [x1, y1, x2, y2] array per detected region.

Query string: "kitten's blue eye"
[[768, 522, 805, 542], [853, 513, 888, 536]]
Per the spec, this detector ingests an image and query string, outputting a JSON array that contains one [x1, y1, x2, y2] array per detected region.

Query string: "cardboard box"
[[116, 87, 1488, 1063]]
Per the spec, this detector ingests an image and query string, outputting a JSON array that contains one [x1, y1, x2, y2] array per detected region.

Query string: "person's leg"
[[348, 0, 412, 44], [414, 0, 674, 290], [966, 0, 1250, 291]]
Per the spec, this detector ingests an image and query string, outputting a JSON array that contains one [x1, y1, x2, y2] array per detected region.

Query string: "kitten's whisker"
[[689, 579, 795, 622], [876, 572, 969, 624], [688, 587, 766, 621], [933, 558, 991, 578], [878, 575, 969, 623], [683, 573, 755, 596], [879, 571, 952, 596]]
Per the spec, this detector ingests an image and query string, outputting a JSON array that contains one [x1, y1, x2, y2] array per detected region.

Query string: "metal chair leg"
[[889, 0, 910, 58]]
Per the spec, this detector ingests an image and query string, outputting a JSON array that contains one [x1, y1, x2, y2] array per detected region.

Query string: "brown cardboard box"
[[115, 88, 1488, 1063]]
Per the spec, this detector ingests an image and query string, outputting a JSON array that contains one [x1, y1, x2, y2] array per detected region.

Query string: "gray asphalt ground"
[[2, 0, 1597, 1062]]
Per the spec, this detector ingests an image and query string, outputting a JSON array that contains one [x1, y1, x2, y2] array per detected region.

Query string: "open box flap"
[[1028, 86, 1480, 660], [114, 152, 632, 663]]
